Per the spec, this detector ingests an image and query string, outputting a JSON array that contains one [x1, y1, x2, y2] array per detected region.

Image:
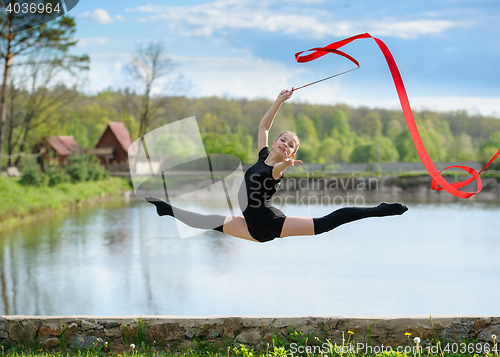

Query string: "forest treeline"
[[9, 88, 500, 166]]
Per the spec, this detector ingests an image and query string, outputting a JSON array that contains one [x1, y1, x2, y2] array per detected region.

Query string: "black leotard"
[[238, 146, 286, 242]]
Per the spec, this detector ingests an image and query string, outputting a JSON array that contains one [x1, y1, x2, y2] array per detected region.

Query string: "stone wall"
[[1, 316, 500, 354]]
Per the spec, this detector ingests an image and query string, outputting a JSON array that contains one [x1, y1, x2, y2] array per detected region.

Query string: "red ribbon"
[[294, 33, 500, 199]]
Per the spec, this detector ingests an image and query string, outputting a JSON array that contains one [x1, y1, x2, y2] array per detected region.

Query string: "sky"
[[67, 0, 500, 116]]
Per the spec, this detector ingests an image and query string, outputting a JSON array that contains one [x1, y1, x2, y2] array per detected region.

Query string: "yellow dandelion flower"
[[405, 332, 412, 336], [348, 331, 354, 334]]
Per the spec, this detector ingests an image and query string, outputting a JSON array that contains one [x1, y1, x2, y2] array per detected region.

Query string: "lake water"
[[1, 197, 499, 316]]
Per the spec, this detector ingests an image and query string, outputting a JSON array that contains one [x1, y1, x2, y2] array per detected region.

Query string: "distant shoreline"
[[0, 176, 131, 232]]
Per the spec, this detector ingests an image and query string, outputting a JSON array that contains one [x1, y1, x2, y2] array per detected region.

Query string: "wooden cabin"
[[34, 136, 83, 168], [91, 122, 134, 171]]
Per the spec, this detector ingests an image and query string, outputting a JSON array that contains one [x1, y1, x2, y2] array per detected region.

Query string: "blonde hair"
[[276, 131, 300, 155]]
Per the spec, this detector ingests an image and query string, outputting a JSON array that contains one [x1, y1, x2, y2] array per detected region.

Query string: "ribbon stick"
[[294, 33, 500, 199]]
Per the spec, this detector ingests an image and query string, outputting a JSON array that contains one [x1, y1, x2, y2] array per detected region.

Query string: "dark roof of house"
[[97, 122, 137, 155], [109, 122, 133, 151], [46, 136, 72, 156], [58, 136, 83, 155]]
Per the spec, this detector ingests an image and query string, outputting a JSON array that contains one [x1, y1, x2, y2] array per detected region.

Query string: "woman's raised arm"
[[257, 90, 293, 152]]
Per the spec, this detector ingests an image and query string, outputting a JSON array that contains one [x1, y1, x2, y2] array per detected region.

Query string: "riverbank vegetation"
[[0, 175, 131, 231]]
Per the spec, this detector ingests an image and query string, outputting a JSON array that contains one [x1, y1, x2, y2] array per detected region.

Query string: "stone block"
[[81, 320, 102, 331], [70, 334, 105, 350], [40, 337, 60, 350], [474, 319, 487, 330], [236, 329, 262, 345], [442, 323, 472, 341], [9, 322, 37, 343], [83, 330, 105, 339], [38, 325, 61, 338], [178, 340, 197, 352], [104, 328, 122, 338], [185, 328, 195, 338], [223, 325, 234, 339], [271, 318, 290, 328], [478, 324, 500, 343], [65, 323, 79, 339], [198, 324, 222, 339], [147, 323, 183, 343], [297, 325, 317, 336], [405, 325, 434, 339], [105, 322, 120, 329]]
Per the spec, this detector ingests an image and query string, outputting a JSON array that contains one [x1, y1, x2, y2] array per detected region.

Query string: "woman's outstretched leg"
[[280, 203, 408, 237], [312, 202, 408, 235], [145, 196, 225, 232]]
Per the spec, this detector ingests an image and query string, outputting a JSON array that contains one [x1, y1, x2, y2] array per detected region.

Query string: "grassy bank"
[[0, 347, 492, 357], [0, 176, 131, 231]]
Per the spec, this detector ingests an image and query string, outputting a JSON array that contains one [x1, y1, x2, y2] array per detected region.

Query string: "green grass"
[[2, 329, 498, 357], [0, 176, 132, 231], [0, 347, 497, 357]]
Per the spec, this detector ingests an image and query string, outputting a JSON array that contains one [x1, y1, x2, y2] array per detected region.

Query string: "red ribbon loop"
[[294, 33, 500, 199]]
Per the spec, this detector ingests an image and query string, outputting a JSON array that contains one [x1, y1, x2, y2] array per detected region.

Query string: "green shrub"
[[66, 154, 109, 182], [65, 155, 90, 182], [19, 162, 49, 187], [87, 155, 109, 181], [46, 164, 71, 186]]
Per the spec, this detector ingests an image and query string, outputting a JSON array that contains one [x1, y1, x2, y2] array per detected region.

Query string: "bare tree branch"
[[125, 41, 176, 137]]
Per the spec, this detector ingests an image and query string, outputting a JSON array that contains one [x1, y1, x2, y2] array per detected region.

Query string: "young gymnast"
[[146, 89, 408, 242]]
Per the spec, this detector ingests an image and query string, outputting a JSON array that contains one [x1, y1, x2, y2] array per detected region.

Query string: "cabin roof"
[[107, 122, 134, 152], [46, 136, 73, 156]]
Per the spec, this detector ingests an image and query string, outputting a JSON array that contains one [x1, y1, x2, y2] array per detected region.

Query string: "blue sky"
[[69, 0, 500, 116]]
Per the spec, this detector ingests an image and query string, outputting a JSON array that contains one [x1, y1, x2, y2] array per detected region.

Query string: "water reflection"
[[1, 198, 499, 316]]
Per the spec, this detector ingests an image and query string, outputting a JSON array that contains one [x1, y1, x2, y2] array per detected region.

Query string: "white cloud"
[[171, 54, 303, 99], [80, 8, 113, 24], [112, 61, 123, 71], [406, 96, 500, 117], [126, 1, 462, 40], [369, 20, 459, 39], [77, 37, 108, 47]]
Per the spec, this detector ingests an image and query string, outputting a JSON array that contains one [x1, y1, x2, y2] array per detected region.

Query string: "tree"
[[448, 133, 476, 162], [12, 54, 87, 167], [328, 109, 351, 137], [126, 41, 176, 137], [0, 13, 88, 166], [479, 132, 500, 169], [358, 110, 382, 138]]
